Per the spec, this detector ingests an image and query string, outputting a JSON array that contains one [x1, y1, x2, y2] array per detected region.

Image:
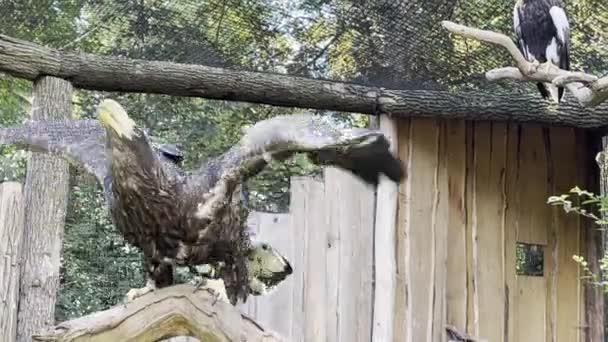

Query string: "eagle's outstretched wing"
[[186, 114, 404, 220], [0, 120, 109, 184]]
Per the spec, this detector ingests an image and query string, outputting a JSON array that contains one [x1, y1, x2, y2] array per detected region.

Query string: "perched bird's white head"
[[247, 242, 293, 295]]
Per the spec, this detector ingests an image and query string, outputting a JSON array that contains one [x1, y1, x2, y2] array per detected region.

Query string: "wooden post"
[[372, 115, 399, 342], [0, 182, 25, 342], [586, 134, 608, 342], [17, 77, 72, 342]]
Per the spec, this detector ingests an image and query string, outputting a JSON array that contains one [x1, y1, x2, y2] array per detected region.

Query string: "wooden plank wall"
[[240, 169, 375, 342], [419, 119, 589, 342], [171, 118, 593, 342], [0, 182, 25, 342]]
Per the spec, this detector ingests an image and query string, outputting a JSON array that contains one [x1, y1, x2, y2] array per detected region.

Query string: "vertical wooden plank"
[[446, 120, 468, 334], [288, 180, 308, 342], [372, 115, 399, 342], [292, 178, 327, 342], [513, 125, 549, 342], [325, 167, 375, 342], [0, 182, 24, 342], [326, 184, 340, 342], [404, 118, 440, 342], [515, 277, 547, 342], [544, 127, 558, 342], [504, 123, 520, 342], [473, 122, 507, 342], [515, 125, 550, 245], [432, 121, 449, 342], [550, 127, 582, 342], [466, 121, 479, 337], [357, 174, 375, 342], [394, 118, 411, 342], [579, 131, 604, 342], [243, 212, 294, 340], [325, 167, 345, 342]]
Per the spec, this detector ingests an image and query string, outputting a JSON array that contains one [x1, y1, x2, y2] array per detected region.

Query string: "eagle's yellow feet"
[[195, 278, 229, 304], [124, 280, 156, 303]]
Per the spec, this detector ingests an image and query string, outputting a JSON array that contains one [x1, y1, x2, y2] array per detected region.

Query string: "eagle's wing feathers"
[[549, 5, 570, 70], [186, 114, 403, 220], [0, 120, 108, 183], [513, 6, 527, 59]]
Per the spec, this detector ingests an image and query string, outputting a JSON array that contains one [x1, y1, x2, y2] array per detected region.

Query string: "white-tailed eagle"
[[0, 100, 404, 304]]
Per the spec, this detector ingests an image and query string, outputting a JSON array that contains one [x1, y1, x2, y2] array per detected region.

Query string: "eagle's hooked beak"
[[97, 99, 137, 140]]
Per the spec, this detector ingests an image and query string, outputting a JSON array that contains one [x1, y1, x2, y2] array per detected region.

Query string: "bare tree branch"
[[442, 21, 608, 107], [32, 284, 282, 342]]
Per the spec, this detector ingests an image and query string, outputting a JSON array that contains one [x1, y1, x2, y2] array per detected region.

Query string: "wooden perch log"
[[32, 284, 282, 342], [1, 34, 608, 127], [442, 21, 608, 107]]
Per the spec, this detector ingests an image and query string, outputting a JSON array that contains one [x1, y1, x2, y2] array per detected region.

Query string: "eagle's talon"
[[194, 277, 229, 304], [124, 280, 156, 303]]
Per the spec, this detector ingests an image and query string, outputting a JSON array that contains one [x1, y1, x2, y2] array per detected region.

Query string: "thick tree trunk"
[[0, 182, 25, 342], [0, 34, 607, 128], [33, 284, 282, 342], [17, 77, 72, 342]]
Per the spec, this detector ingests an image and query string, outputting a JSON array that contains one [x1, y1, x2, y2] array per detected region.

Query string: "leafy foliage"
[[56, 173, 144, 321], [548, 186, 608, 290]]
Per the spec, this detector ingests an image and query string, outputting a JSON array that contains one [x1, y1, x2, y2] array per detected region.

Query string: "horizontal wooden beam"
[[1, 34, 607, 128]]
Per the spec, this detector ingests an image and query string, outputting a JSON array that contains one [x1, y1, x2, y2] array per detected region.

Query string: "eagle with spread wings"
[[0, 99, 404, 304]]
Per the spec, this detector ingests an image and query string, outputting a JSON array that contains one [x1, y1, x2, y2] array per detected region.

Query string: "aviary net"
[[2, 0, 607, 98]]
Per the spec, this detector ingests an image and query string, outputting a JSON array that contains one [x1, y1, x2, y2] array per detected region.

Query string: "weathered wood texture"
[[1, 34, 608, 127], [372, 115, 399, 342], [17, 77, 72, 342], [0, 182, 25, 342], [33, 284, 282, 342], [433, 120, 592, 342], [580, 132, 605, 342], [243, 119, 594, 342], [241, 169, 375, 342]]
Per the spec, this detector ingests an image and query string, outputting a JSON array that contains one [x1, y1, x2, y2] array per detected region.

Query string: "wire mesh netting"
[[0, 0, 607, 324], [2, 0, 607, 96]]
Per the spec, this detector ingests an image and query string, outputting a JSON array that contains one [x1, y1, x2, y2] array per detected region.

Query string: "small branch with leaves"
[[442, 21, 608, 107]]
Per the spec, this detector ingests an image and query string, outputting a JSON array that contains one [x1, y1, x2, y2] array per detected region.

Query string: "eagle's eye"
[[261, 244, 269, 250]]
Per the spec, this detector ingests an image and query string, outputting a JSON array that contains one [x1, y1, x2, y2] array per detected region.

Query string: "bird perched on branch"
[[0, 99, 404, 304], [513, 0, 571, 102]]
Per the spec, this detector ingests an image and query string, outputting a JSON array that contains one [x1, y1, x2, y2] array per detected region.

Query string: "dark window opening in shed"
[[516, 242, 544, 277]]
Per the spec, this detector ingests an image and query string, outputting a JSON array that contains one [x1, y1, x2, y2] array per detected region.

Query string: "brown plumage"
[[0, 99, 404, 304]]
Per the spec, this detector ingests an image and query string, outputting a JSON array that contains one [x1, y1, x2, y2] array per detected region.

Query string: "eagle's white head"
[[247, 242, 293, 295]]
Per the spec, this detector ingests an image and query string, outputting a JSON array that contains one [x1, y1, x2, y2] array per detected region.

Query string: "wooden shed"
[[240, 117, 605, 342]]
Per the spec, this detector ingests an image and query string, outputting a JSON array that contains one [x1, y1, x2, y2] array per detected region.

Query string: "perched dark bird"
[[0, 99, 404, 304], [513, 0, 571, 102]]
